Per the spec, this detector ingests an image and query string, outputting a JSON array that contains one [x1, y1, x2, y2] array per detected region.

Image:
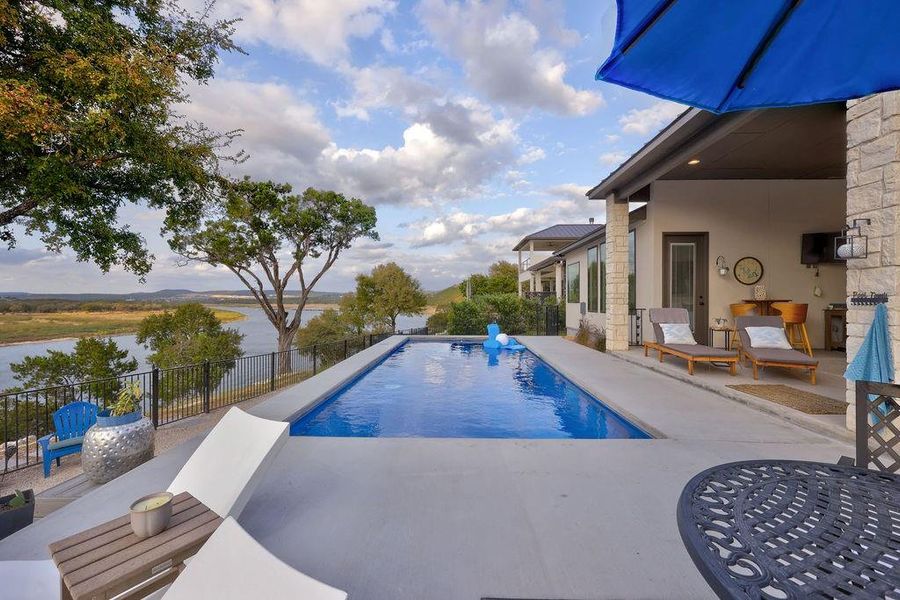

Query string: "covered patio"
[[587, 102, 861, 422]]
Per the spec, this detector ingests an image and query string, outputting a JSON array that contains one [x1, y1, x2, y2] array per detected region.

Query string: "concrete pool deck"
[[0, 336, 853, 599]]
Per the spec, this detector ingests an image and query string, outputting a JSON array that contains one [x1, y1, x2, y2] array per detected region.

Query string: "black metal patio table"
[[677, 460, 900, 599]]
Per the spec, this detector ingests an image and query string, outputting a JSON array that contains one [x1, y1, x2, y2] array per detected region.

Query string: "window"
[[599, 243, 607, 313], [587, 246, 598, 312], [566, 262, 580, 303], [598, 230, 636, 313], [629, 229, 637, 311]]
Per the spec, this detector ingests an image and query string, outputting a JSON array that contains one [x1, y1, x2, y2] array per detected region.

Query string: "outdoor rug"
[[726, 384, 846, 415]]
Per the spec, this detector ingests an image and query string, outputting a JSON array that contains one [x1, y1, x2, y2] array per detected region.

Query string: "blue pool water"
[[290, 342, 650, 439]]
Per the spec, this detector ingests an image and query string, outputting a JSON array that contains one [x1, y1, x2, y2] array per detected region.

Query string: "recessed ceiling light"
[[687, 158, 701, 165]]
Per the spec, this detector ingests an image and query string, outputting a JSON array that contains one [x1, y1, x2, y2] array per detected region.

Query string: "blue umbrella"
[[597, 0, 900, 113]]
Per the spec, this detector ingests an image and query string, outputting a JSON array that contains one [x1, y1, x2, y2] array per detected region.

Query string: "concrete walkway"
[[0, 336, 852, 599]]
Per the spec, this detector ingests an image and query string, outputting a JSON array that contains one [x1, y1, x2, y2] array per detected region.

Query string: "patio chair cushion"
[[660, 323, 697, 345], [47, 436, 83, 451], [663, 344, 738, 358], [743, 346, 818, 366], [745, 326, 792, 350]]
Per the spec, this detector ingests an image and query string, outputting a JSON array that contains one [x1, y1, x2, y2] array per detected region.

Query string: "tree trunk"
[[276, 329, 296, 375], [390, 314, 397, 332]]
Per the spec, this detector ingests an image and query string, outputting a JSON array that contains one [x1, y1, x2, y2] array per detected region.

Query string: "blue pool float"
[[483, 323, 526, 351]]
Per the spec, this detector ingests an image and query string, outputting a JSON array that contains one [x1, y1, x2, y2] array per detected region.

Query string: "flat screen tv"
[[801, 232, 843, 264]]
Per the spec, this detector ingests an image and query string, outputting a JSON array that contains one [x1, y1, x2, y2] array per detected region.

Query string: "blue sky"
[[2, 0, 684, 293]]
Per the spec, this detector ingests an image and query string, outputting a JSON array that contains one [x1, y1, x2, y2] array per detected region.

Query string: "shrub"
[[574, 317, 605, 352], [447, 300, 488, 335], [426, 307, 450, 334]]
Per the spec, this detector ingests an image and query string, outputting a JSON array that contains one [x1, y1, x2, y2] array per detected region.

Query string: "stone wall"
[[605, 196, 630, 351], [845, 91, 900, 417]]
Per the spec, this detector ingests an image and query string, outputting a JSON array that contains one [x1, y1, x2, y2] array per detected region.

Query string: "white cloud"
[[618, 101, 686, 135], [380, 28, 398, 53], [599, 150, 630, 166], [518, 146, 546, 164], [184, 0, 396, 65], [408, 196, 597, 248], [334, 65, 441, 121], [184, 79, 519, 206], [418, 0, 603, 115]]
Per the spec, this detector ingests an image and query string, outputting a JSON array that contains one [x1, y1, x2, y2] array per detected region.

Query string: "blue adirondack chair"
[[37, 402, 98, 478]]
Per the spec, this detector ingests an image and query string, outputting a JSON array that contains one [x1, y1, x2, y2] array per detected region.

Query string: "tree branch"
[[0, 197, 41, 227]]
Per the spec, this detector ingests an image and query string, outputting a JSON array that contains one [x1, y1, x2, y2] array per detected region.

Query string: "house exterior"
[[517, 92, 900, 426], [513, 223, 601, 298]]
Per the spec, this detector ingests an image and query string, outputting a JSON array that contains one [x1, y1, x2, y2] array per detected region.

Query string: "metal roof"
[[512, 224, 602, 251]]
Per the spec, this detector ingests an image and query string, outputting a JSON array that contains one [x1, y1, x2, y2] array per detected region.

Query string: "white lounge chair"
[[167, 407, 288, 518], [0, 408, 287, 598], [162, 516, 347, 600]]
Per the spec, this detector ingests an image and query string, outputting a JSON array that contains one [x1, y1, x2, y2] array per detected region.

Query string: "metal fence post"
[[312, 345, 318, 375], [344, 339, 348, 360], [151, 367, 160, 429], [203, 360, 211, 413], [270, 352, 276, 391], [855, 381, 869, 469]]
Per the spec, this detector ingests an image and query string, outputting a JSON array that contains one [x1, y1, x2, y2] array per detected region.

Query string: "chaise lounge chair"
[[645, 308, 739, 375], [736, 316, 819, 384], [162, 516, 347, 600], [0, 408, 289, 598]]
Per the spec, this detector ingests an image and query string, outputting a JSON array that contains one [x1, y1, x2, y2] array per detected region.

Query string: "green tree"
[[355, 262, 427, 331], [338, 292, 371, 335], [9, 337, 138, 391], [168, 178, 378, 358], [295, 308, 355, 366], [0, 1, 241, 276], [136, 303, 243, 402], [459, 260, 519, 297]]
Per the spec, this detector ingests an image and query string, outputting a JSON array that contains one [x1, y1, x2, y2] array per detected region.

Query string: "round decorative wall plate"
[[734, 256, 763, 285]]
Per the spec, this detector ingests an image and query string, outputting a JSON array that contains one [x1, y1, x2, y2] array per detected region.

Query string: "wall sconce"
[[835, 218, 871, 260], [715, 256, 730, 276]]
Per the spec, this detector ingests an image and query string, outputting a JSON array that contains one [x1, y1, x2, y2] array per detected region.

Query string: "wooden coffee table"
[[48, 492, 221, 600]]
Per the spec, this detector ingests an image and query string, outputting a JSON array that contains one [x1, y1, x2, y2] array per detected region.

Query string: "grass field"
[[0, 309, 246, 345]]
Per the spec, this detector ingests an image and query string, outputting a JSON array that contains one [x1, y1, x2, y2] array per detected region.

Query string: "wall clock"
[[733, 256, 763, 285]]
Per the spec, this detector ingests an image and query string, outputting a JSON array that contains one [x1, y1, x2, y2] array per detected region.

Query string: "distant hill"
[[427, 284, 464, 307], [0, 289, 344, 305]]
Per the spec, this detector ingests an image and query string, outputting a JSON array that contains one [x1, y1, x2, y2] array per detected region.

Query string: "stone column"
[[845, 91, 900, 428], [605, 194, 630, 351], [555, 262, 563, 300]]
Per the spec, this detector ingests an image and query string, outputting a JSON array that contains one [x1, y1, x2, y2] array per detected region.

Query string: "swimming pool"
[[290, 341, 650, 439]]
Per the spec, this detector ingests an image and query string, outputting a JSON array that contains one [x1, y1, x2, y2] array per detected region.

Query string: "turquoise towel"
[[845, 303, 894, 384], [845, 303, 895, 417]]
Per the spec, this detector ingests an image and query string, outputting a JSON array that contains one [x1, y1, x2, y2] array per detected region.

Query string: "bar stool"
[[771, 302, 813, 356], [728, 303, 758, 351]]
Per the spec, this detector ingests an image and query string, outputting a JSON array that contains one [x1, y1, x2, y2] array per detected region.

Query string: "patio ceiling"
[[589, 103, 846, 201]]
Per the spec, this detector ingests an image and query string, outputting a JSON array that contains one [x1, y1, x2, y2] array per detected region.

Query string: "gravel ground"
[[0, 393, 274, 497]]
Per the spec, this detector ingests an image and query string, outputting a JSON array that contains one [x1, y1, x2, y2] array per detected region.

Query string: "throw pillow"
[[745, 326, 792, 349], [660, 323, 697, 345]]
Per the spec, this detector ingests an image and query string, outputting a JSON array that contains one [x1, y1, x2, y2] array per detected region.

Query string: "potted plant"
[[82, 382, 155, 484], [0, 489, 35, 540]]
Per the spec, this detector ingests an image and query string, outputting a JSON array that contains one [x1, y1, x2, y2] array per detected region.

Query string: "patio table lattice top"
[[677, 460, 900, 600]]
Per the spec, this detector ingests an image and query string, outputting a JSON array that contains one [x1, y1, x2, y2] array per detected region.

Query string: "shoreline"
[[0, 307, 249, 347]]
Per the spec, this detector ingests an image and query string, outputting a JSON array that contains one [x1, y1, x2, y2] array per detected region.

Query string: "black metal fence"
[[525, 303, 564, 336], [630, 308, 645, 346], [1, 328, 427, 474], [855, 380, 900, 474]]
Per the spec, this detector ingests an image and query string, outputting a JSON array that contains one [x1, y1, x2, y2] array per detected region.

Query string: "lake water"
[[0, 306, 425, 391]]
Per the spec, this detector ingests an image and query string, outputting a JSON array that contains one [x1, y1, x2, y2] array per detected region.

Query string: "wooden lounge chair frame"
[[736, 316, 818, 384], [645, 308, 739, 376]]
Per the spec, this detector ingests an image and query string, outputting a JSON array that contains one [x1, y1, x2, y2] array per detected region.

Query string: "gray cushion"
[[663, 344, 738, 358], [47, 436, 83, 451], [743, 346, 818, 366]]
